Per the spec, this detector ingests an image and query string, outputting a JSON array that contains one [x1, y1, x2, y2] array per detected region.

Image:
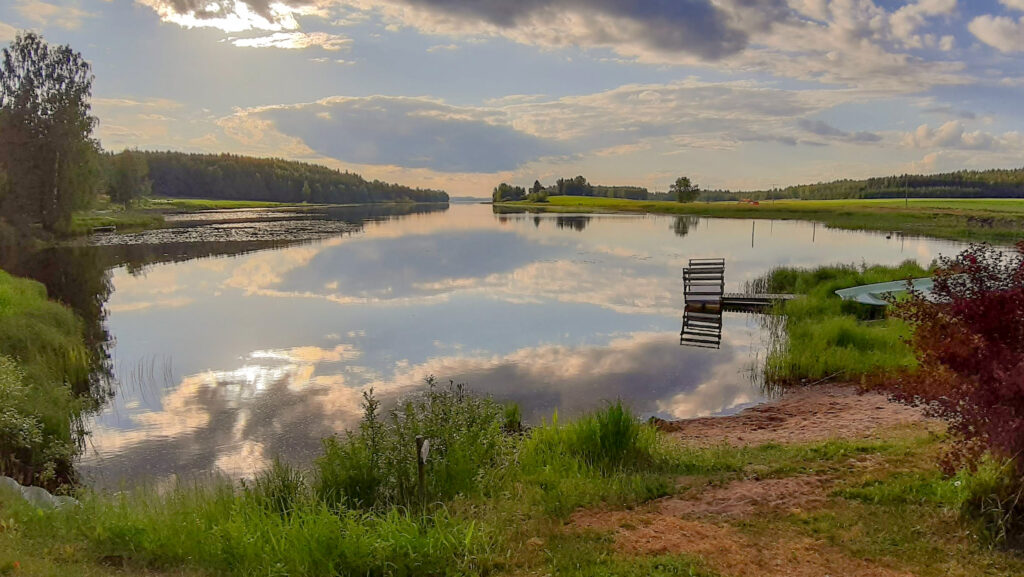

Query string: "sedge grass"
[[753, 261, 929, 385]]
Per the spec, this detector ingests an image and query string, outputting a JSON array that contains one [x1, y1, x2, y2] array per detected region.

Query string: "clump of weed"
[[315, 377, 509, 510]]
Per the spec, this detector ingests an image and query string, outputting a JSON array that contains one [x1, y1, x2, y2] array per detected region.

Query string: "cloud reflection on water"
[[82, 205, 968, 486]]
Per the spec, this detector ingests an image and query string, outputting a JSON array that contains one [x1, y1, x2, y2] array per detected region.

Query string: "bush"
[[881, 242, 1024, 544], [315, 378, 508, 510], [888, 243, 1024, 470]]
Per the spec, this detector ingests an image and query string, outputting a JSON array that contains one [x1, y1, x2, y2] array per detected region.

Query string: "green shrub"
[[315, 378, 508, 509], [959, 458, 1024, 548], [502, 402, 523, 434], [0, 270, 89, 487]]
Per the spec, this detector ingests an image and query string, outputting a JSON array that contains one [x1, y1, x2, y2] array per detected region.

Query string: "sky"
[[1, 0, 1023, 196]]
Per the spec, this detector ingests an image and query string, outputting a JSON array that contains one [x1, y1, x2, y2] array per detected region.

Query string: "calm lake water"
[[31, 204, 967, 486]]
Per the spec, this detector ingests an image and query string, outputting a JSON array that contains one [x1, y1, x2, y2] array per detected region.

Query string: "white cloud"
[[903, 121, 1024, 151], [225, 95, 563, 172], [888, 0, 957, 49], [426, 43, 459, 53], [15, 0, 91, 30], [969, 14, 1024, 52], [135, 0, 309, 32], [133, 0, 973, 90], [1001, 0, 1024, 11], [229, 31, 350, 50]]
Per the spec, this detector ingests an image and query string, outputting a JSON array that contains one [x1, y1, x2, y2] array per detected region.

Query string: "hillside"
[[138, 151, 449, 204]]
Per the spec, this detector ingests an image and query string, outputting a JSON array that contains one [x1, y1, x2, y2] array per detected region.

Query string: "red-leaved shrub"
[[886, 242, 1024, 473]]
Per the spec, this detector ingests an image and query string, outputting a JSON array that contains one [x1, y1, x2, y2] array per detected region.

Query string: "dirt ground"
[[569, 384, 935, 577], [652, 384, 930, 447]]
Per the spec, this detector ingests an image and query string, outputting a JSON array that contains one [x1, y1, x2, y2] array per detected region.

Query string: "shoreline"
[[655, 384, 933, 447], [496, 196, 1024, 244]]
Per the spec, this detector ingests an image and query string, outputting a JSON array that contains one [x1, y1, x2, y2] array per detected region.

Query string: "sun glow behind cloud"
[[138, 0, 308, 32]]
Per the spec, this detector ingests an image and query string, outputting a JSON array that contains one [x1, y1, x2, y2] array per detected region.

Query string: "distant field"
[[146, 198, 303, 211], [499, 196, 1024, 244]]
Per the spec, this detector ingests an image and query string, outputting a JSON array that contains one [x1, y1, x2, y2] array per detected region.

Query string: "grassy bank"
[[752, 261, 929, 385], [2, 387, 1023, 576], [68, 198, 307, 235], [498, 196, 1024, 243], [0, 270, 91, 488]]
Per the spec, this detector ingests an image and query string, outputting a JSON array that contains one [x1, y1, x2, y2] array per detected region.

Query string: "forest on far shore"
[[140, 151, 449, 205]]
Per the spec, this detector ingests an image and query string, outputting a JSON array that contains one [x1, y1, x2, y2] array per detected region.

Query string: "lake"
[[15, 204, 967, 486]]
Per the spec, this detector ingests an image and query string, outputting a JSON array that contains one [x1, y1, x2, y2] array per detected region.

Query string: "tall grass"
[[0, 270, 90, 487], [315, 379, 509, 510], [752, 261, 929, 385]]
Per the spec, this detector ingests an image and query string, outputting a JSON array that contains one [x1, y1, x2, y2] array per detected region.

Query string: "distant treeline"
[[493, 176, 649, 202], [140, 151, 448, 204], [497, 168, 1024, 204], [704, 168, 1024, 201]]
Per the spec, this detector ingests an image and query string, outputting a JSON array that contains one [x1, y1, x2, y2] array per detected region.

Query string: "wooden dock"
[[682, 258, 796, 310]]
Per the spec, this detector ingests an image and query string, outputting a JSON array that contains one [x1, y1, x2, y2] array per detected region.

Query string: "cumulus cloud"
[[133, 0, 973, 90], [888, 0, 957, 49], [969, 14, 1024, 52], [903, 121, 1024, 151], [229, 31, 350, 49], [797, 119, 881, 144], [229, 96, 563, 172]]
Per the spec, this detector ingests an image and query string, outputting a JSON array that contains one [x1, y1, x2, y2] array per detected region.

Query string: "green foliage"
[[105, 149, 151, 208], [958, 458, 1024, 548], [502, 402, 523, 434], [492, 182, 526, 202], [34, 484, 497, 577], [0, 269, 89, 487], [672, 176, 700, 203], [0, 32, 101, 234], [740, 168, 1024, 201], [751, 261, 929, 384], [315, 379, 508, 510], [141, 151, 448, 204], [245, 458, 308, 516]]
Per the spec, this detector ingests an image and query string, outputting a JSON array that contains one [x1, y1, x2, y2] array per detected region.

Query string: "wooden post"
[[416, 436, 426, 503]]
